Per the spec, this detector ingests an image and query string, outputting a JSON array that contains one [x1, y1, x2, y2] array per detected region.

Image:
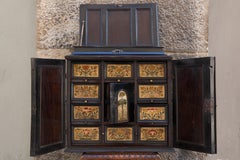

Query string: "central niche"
[[105, 83, 134, 124]]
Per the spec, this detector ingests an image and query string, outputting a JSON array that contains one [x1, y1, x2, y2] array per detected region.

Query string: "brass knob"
[[150, 79, 153, 82], [84, 100, 88, 103], [117, 79, 121, 82], [84, 79, 88, 82]]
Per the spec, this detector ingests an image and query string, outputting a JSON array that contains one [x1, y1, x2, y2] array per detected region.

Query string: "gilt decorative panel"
[[139, 107, 166, 121], [139, 85, 165, 99], [73, 85, 99, 99], [106, 127, 133, 142], [106, 64, 132, 78], [139, 64, 165, 78], [73, 106, 99, 120], [140, 127, 166, 141], [73, 127, 99, 141], [73, 64, 99, 77]]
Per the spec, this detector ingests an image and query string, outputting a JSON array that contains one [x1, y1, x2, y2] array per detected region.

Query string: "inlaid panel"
[[73, 64, 99, 77], [139, 107, 166, 121], [73, 106, 99, 120], [73, 127, 100, 141], [73, 85, 99, 99], [139, 64, 165, 78], [106, 64, 132, 78], [106, 127, 133, 142], [140, 127, 166, 141], [139, 85, 165, 99]]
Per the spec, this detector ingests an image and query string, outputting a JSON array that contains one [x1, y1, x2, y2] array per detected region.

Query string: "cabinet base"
[[80, 152, 161, 160]]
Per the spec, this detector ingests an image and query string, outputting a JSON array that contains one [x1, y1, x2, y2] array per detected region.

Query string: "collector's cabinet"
[[30, 50, 216, 156], [66, 53, 172, 152]]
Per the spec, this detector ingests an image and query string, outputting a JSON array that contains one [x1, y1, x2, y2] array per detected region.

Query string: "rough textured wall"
[[37, 0, 208, 56], [35, 0, 209, 159]]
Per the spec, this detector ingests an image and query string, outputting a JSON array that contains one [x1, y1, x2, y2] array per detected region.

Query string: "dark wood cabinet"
[[30, 50, 216, 155]]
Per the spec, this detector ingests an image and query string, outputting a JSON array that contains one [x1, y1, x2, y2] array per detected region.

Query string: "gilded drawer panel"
[[140, 127, 166, 141], [73, 106, 99, 120], [73, 85, 99, 98], [73, 64, 99, 77], [139, 85, 165, 99], [73, 127, 100, 141], [106, 64, 132, 78], [139, 107, 166, 121], [139, 64, 165, 78], [106, 127, 133, 142]]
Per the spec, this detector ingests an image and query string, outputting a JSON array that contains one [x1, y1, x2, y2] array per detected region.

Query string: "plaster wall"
[[0, 0, 240, 159], [0, 0, 36, 159]]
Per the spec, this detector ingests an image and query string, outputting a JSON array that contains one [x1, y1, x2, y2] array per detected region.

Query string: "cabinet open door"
[[173, 57, 216, 154], [30, 58, 65, 156]]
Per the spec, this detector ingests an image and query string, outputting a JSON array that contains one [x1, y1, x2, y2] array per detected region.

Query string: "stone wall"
[[37, 0, 208, 57], [35, 0, 209, 159]]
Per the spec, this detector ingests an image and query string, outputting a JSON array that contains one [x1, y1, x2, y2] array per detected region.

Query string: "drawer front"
[[139, 127, 166, 142], [106, 64, 132, 78], [138, 84, 166, 101], [73, 63, 100, 78], [138, 106, 167, 122], [73, 84, 99, 99], [105, 127, 134, 143], [73, 126, 101, 142], [138, 63, 165, 78], [72, 105, 100, 121]]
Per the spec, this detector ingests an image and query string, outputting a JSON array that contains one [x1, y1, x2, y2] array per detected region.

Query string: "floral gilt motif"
[[74, 127, 99, 141], [107, 127, 133, 141], [139, 85, 165, 98], [73, 64, 99, 77], [140, 127, 165, 141], [74, 106, 99, 120], [140, 107, 165, 121], [73, 85, 99, 98], [107, 64, 132, 78], [139, 64, 165, 77]]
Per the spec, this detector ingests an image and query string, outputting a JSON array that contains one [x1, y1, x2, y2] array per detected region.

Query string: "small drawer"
[[138, 84, 167, 103], [138, 126, 167, 142], [72, 84, 100, 102], [138, 63, 166, 78], [105, 126, 134, 143], [72, 105, 101, 122], [138, 105, 167, 122], [72, 63, 100, 78], [106, 63, 133, 78], [72, 126, 101, 143]]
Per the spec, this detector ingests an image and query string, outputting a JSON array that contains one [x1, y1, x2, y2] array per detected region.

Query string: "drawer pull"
[[84, 100, 88, 103], [150, 79, 153, 82], [117, 79, 121, 82]]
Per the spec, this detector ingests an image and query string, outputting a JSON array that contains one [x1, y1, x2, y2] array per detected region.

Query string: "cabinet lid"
[[173, 57, 216, 154]]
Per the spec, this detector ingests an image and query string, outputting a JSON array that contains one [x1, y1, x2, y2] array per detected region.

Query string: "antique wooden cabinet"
[[30, 48, 216, 156]]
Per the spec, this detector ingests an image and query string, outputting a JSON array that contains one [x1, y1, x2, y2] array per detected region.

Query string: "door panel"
[[30, 58, 65, 156], [173, 57, 216, 154]]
